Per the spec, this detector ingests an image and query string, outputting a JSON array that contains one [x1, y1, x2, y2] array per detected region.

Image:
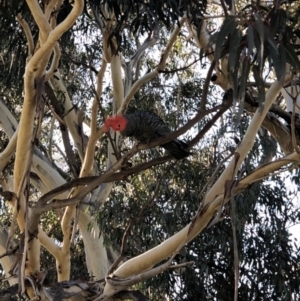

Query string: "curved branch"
[[45, 44, 61, 81], [118, 17, 187, 114], [131, 28, 159, 69], [16, 14, 34, 56], [25, 0, 51, 43], [39, 227, 61, 258], [0, 127, 18, 173], [124, 28, 159, 94], [16, 1, 85, 195], [81, 60, 107, 176], [26, 0, 84, 75], [45, 0, 62, 21]]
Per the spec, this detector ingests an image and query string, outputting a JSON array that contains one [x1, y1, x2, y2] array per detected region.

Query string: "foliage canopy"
[[0, 0, 300, 300]]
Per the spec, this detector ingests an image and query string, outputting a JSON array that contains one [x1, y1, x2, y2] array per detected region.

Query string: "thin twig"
[[108, 221, 132, 275], [158, 57, 202, 74]]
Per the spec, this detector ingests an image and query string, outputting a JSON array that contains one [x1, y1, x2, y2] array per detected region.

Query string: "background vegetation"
[[0, 0, 300, 300]]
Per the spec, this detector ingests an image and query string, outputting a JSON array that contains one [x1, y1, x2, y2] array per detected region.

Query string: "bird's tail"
[[162, 139, 190, 159]]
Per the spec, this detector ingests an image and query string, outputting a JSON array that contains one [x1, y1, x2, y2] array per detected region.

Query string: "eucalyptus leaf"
[[252, 64, 265, 108], [247, 25, 254, 56], [228, 28, 242, 72], [285, 44, 300, 71], [214, 17, 238, 62]]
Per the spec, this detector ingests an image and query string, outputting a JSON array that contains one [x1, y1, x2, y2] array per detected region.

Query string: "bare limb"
[[108, 221, 132, 275], [45, 0, 62, 21], [45, 44, 61, 81], [119, 17, 187, 114], [16, 14, 34, 56], [0, 128, 19, 173], [230, 180, 239, 301], [124, 27, 159, 94], [38, 228, 61, 258], [25, 0, 84, 80]]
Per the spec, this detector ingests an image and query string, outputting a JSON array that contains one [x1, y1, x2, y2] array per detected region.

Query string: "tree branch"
[[118, 17, 187, 114], [16, 14, 34, 56]]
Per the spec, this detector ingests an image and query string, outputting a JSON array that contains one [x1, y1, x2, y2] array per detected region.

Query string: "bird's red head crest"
[[104, 115, 128, 132]]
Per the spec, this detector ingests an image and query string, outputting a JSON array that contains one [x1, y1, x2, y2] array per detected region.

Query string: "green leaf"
[[236, 57, 250, 126], [278, 44, 286, 83], [285, 44, 300, 71], [237, 57, 251, 101], [269, 42, 286, 82], [247, 25, 254, 55], [214, 17, 238, 62], [229, 66, 239, 103], [267, 35, 278, 54], [253, 13, 265, 43], [228, 28, 242, 72], [253, 13, 265, 68], [252, 65, 265, 107]]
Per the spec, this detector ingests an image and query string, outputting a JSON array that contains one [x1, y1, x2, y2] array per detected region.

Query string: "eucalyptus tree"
[[0, 0, 300, 300]]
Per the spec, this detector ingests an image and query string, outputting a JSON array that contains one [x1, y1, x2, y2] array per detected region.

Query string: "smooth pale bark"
[[0, 229, 17, 286], [78, 214, 109, 279], [50, 73, 85, 160], [0, 101, 108, 282], [0, 128, 18, 172]]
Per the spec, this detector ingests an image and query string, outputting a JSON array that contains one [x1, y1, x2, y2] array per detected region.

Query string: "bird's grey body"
[[121, 110, 190, 159]]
